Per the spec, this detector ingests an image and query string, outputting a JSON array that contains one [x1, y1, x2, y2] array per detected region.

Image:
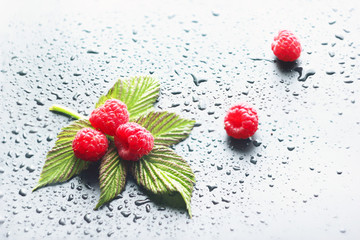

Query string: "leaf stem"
[[49, 104, 86, 120]]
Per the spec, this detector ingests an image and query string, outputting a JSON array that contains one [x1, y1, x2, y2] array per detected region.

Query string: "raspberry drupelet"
[[224, 103, 258, 139]]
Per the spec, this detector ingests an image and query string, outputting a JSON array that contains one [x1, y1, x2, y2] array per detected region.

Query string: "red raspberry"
[[72, 128, 109, 162], [89, 99, 129, 136], [224, 103, 258, 139], [271, 30, 301, 62], [114, 122, 154, 161]]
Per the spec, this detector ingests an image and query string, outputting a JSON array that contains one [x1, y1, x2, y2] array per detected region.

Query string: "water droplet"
[[34, 98, 45, 106], [207, 185, 217, 192], [253, 140, 262, 147], [133, 214, 142, 223], [17, 70, 27, 76], [25, 152, 34, 158], [84, 213, 91, 223], [145, 204, 151, 213], [59, 218, 66, 226], [87, 50, 99, 54], [19, 189, 27, 196], [198, 102, 206, 110], [212, 11, 220, 17], [221, 198, 230, 203], [335, 34, 344, 40], [135, 199, 151, 206], [171, 103, 180, 108], [191, 74, 207, 86], [67, 194, 74, 201], [294, 67, 316, 81], [287, 146, 295, 151], [326, 71, 335, 75], [26, 165, 35, 173], [121, 211, 131, 217]]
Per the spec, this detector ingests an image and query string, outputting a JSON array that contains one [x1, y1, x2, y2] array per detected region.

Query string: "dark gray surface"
[[1, 0, 360, 239]]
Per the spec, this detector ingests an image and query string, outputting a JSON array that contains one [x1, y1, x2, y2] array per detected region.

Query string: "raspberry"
[[224, 103, 258, 139], [114, 122, 154, 161], [271, 30, 301, 62], [72, 128, 109, 162], [89, 99, 129, 136]]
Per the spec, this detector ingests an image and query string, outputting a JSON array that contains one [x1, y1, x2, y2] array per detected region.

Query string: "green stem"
[[49, 104, 86, 120]]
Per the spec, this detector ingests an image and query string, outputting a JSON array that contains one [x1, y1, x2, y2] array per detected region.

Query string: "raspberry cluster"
[[72, 99, 154, 162]]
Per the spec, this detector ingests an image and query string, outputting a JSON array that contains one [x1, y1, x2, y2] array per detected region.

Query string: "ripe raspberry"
[[72, 128, 109, 162], [271, 30, 301, 62], [114, 122, 154, 161], [224, 103, 258, 139], [89, 99, 129, 136]]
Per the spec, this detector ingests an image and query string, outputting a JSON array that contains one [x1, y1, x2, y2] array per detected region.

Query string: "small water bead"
[[134, 199, 151, 206], [145, 204, 151, 213], [84, 214, 91, 223], [207, 185, 217, 192], [121, 211, 131, 217], [59, 218, 66, 226], [19, 189, 27, 197], [87, 50, 99, 54], [335, 34, 344, 40], [17, 70, 28, 76]]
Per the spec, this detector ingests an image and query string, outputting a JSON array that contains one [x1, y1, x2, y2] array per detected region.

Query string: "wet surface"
[[1, 0, 360, 239]]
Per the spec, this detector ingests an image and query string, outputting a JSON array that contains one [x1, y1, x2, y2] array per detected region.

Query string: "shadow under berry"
[[226, 136, 256, 154]]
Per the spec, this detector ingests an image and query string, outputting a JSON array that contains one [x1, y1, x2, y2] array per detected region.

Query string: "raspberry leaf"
[[135, 111, 195, 146], [33, 119, 93, 191], [95, 145, 127, 209], [96, 76, 160, 120], [131, 146, 195, 217]]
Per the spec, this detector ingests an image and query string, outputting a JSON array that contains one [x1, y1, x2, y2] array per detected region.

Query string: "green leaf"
[[135, 111, 195, 146], [95, 144, 127, 209], [96, 76, 160, 120], [131, 146, 195, 217], [33, 119, 93, 191]]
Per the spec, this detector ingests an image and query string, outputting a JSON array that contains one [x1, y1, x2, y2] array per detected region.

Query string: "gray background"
[[1, 0, 360, 239]]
